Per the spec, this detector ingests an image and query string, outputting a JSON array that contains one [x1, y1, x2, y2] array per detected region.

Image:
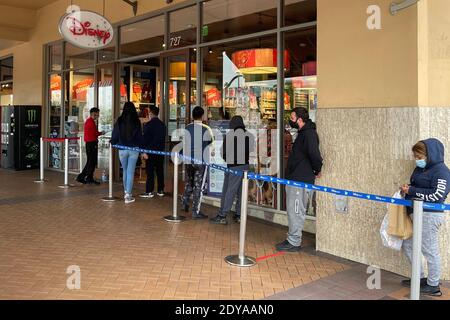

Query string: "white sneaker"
[[125, 196, 135, 204], [157, 191, 165, 197], [139, 192, 154, 198]]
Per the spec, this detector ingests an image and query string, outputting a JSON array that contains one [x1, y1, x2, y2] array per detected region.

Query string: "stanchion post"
[[34, 137, 47, 183], [79, 137, 83, 174], [102, 143, 119, 202], [59, 138, 74, 189], [410, 199, 424, 300], [164, 153, 186, 223], [225, 171, 256, 267]]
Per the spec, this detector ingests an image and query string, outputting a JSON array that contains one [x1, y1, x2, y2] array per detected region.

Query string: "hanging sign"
[[59, 9, 114, 49]]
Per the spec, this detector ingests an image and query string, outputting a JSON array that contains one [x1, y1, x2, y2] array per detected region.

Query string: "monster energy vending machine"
[[0, 106, 41, 170]]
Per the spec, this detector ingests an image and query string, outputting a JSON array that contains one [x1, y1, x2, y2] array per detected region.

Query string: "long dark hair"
[[118, 102, 140, 141]]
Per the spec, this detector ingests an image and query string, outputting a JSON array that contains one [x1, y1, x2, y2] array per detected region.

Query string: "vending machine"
[[0, 106, 41, 170]]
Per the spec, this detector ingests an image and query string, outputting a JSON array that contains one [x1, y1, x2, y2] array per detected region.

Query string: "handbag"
[[387, 191, 413, 240]]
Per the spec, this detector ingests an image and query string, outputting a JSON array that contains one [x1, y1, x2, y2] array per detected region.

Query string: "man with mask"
[[276, 107, 323, 252]]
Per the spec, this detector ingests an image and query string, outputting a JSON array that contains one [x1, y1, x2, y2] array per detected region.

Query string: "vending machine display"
[[0, 106, 41, 170]]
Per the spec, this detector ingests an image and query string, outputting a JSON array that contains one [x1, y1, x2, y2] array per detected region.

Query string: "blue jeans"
[[119, 150, 139, 195]]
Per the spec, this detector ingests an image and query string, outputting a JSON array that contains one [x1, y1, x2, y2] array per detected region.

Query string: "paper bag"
[[387, 191, 413, 240]]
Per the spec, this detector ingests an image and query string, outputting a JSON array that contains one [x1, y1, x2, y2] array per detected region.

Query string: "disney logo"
[[66, 16, 111, 45]]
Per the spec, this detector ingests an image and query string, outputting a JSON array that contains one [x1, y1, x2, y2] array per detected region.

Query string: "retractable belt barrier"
[[110, 144, 450, 300], [111, 144, 450, 211], [35, 137, 82, 188]]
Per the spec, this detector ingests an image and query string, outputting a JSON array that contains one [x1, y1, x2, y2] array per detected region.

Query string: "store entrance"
[[117, 49, 196, 193]]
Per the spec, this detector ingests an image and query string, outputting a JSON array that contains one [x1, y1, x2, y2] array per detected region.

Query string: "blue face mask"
[[416, 159, 427, 169]]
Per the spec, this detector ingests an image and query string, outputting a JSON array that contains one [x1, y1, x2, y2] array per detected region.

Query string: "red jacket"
[[84, 117, 101, 142]]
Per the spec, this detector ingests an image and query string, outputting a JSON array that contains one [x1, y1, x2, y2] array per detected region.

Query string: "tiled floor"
[[0, 169, 448, 300]]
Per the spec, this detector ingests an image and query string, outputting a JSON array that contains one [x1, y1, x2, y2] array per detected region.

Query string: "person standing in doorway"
[[276, 107, 323, 252], [77, 107, 104, 185], [210, 116, 255, 225], [181, 106, 214, 219], [111, 102, 144, 204], [140, 106, 167, 198], [400, 139, 450, 296]]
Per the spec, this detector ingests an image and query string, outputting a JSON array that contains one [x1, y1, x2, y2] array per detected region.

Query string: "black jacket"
[[143, 117, 166, 152], [286, 120, 323, 184], [221, 126, 255, 168], [110, 121, 144, 148]]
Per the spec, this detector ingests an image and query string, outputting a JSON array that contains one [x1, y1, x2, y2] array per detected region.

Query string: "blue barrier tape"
[[111, 144, 450, 211]]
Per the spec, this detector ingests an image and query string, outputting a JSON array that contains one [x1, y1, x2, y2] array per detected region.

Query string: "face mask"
[[289, 120, 299, 129], [416, 159, 427, 169]]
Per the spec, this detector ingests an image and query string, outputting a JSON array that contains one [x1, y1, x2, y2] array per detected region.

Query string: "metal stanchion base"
[[102, 196, 120, 202], [34, 179, 48, 183], [225, 255, 257, 267], [58, 184, 75, 189], [164, 215, 186, 223]]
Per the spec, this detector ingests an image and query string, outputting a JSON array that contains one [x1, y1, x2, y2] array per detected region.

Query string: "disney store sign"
[[59, 9, 114, 49]]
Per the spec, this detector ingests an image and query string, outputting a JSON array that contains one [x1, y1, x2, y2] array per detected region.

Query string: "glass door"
[[161, 49, 196, 150], [160, 49, 196, 194]]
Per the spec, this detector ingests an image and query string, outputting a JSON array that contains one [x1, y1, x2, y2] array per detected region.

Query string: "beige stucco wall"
[[317, 0, 418, 108], [419, 0, 450, 107], [316, 0, 450, 280], [0, 0, 186, 106]]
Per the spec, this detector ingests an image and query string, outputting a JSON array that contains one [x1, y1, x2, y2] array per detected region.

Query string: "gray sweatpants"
[[218, 165, 249, 217], [402, 211, 444, 287], [286, 186, 310, 247]]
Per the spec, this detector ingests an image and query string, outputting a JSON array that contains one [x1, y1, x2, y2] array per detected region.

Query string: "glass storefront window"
[[97, 65, 114, 172], [50, 43, 63, 72], [98, 43, 116, 63], [120, 16, 165, 58], [202, 0, 277, 43], [49, 74, 62, 169], [0, 57, 13, 82], [203, 36, 279, 209], [169, 6, 197, 49], [65, 43, 95, 70], [284, 0, 317, 27]]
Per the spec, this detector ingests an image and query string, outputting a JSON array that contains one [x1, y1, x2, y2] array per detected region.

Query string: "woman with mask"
[[400, 138, 450, 296], [111, 102, 144, 204]]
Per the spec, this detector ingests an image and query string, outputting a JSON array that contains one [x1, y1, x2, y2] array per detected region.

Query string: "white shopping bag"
[[380, 214, 403, 251], [380, 191, 404, 250]]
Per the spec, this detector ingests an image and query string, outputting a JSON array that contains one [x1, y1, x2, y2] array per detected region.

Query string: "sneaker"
[[192, 213, 208, 220], [125, 196, 135, 204], [157, 191, 165, 197], [233, 215, 240, 223], [275, 240, 302, 252], [420, 284, 442, 297], [87, 180, 101, 185], [139, 193, 155, 198], [76, 177, 87, 184], [401, 278, 428, 288], [210, 215, 228, 225]]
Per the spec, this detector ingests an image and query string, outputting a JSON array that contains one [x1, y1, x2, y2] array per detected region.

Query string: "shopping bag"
[[387, 191, 413, 240], [380, 213, 403, 251]]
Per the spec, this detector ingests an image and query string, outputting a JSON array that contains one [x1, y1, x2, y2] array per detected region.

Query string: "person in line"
[[111, 102, 144, 204], [140, 106, 167, 198], [181, 106, 214, 219], [210, 116, 255, 225], [400, 139, 450, 296], [76, 107, 104, 185], [276, 107, 323, 252]]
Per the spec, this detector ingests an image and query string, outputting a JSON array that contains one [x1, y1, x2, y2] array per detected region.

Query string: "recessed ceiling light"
[[209, 50, 213, 54], [299, 43, 307, 47], [144, 60, 148, 63]]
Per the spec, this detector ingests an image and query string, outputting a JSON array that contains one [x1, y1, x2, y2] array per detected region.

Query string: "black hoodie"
[[286, 120, 323, 184], [221, 117, 255, 168], [405, 138, 450, 214]]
